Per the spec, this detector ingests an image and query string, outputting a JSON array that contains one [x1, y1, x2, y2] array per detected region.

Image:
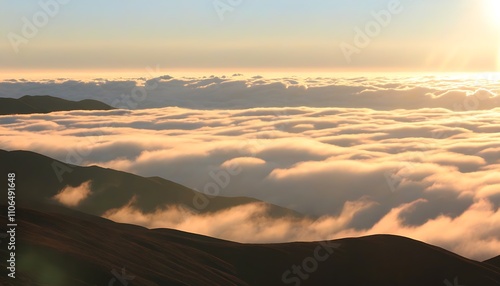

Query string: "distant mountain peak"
[[0, 95, 114, 115]]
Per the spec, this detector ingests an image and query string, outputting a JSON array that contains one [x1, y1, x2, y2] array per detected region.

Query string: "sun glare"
[[485, 0, 500, 28], [483, 0, 500, 70]]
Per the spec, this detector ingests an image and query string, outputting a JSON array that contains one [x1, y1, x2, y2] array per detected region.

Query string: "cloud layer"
[[1, 97, 500, 260], [0, 73, 499, 110]]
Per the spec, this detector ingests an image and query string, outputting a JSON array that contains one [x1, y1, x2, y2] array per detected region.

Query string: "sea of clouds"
[[1, 73, 499, 109], [0, 74, 499, 260]]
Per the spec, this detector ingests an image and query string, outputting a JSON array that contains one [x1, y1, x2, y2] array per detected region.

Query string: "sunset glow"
[[1, 0, 499, 73], [485, 0, 500, 28], [1, 1, 499, 285]]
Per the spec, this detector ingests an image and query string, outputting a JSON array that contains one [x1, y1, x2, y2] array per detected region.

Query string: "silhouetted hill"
[[0, 149, 302, 218], [0, 204, 498, 286], [0, 95, 113, 115], [0, 150, 498, 285], [485, 256, 500, 269]]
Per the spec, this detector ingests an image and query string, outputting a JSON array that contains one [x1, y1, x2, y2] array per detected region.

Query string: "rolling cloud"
[[0, 74, 499, 110], [1, 75, 499, 260]]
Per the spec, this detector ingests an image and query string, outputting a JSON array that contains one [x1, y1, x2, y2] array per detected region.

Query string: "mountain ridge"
[[0, 204, 498, 286], [485, 255, 500, 269], [0, 149, 499, 285], [0, 149, 304, 218], [0, 95, 114, 115]]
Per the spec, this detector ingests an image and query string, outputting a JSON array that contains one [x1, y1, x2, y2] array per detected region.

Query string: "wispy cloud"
[[53, 180, 92, 207]]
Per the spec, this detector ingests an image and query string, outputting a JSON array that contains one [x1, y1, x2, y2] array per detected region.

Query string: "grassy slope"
[[0, 205, 498, 286], [0, 150, 303, 218]]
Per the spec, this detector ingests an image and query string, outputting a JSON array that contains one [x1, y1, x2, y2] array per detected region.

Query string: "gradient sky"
[[1, 0, 499, 73]]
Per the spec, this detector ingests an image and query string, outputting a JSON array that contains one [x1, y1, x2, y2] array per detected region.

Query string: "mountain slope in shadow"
[[0, 149, 302, 218], [0, 204, 498, 286], [0, 95, 113, 115], [485, 256, 500, 269]]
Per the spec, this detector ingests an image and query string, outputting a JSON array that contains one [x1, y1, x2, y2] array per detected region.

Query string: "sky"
[[1, 0, 500, 75]]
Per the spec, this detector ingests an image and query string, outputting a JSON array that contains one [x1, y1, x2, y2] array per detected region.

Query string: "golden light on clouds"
[[1, 1, 499, 72], [53, 181, 92, 207]]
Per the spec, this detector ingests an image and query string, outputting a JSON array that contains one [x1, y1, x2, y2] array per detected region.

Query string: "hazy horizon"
[[1, 2, 500, 283], [2, 0, 500, 73]]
